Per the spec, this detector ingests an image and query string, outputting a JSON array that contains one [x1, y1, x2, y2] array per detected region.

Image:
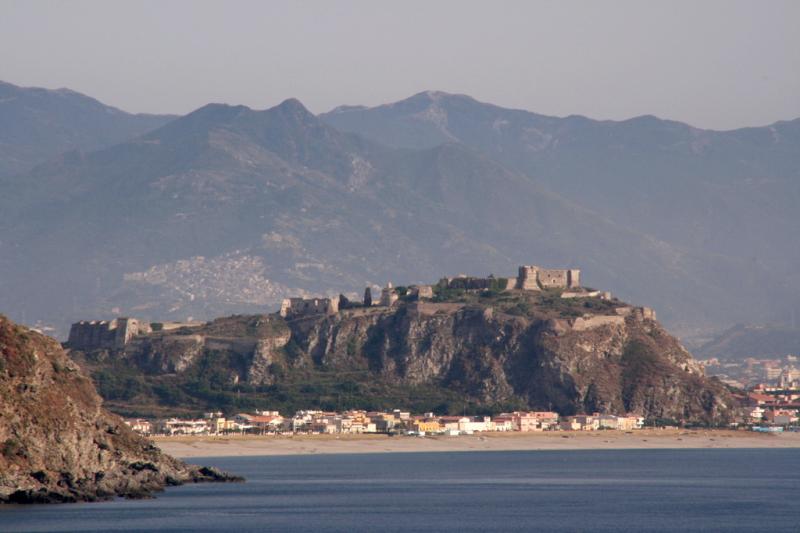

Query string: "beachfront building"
[[155, 418, 209, 435], [497, 411, 560, 432], [412, 418, 443, 434], [562, 415, 600, 431], [764, 409, 798, 426]]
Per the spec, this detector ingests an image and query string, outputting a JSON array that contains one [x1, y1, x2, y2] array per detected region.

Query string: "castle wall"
[[445, 277, 493, 290], [571, 315, 625, 331], [410, 285, 434, 299], [567, 269, 581, 288], [66, 317, 150, 351], [280, 297, 339, 319], [538, 269, 569, 288], [516, 265, 581, 290]]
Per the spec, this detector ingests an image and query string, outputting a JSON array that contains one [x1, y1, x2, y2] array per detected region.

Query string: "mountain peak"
[[273, 98, 314, 116], [149, 102, 249, 139]]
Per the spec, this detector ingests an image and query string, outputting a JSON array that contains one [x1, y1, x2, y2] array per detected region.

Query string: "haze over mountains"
[[1, 81, 798, 341], [0, 80, 174, 178]]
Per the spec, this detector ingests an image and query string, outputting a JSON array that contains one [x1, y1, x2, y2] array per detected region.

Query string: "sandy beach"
[[154, 429, 800, 458]]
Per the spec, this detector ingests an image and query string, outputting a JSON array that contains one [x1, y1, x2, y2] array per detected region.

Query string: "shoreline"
[[153, 429, 800, 458]]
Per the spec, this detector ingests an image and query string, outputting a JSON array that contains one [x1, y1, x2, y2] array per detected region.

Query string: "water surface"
[[2, 449, 798, 532]]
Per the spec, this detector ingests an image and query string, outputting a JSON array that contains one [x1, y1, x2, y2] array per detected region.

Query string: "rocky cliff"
[[285, 296, 731, 422], [0, 315, 240, 504], [73, 290, 733, 423]]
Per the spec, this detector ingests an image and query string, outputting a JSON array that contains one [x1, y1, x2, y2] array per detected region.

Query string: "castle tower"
[[567, 269, 581, 288], [516, 265, 541, 290], [380, 284, 399, 307]]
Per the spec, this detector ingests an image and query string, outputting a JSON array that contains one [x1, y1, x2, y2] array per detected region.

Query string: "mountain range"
[[1, 81, 798, 342], [0, 80, 173, 178]]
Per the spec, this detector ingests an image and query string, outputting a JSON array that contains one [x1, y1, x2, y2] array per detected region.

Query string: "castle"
[[439, 265, 581, 292], [68, 264, 594, 346], [280, 264, 582, 320], [516, 265, 580, 290]]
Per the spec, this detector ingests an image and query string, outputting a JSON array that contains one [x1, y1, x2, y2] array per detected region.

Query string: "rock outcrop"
[[0, 315, 241, 504], [284, 299, 731, 422], [73, 291, 733, 423]]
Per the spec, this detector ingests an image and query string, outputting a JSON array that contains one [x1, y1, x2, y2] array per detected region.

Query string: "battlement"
[[279, 297, 339, 319], [66, 317, 151, 351]]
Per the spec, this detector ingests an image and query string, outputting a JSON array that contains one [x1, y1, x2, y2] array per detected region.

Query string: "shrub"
[[2, 438, 21, 459]]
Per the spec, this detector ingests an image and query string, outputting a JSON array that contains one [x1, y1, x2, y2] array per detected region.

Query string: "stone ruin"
[[380, 283, 399, 307], [439, 274, 515, 291], [278, 264, 583, 320], [66, 317, 151, 351], [516, 265, 581, 290], [279, 297, 340, 319], [438, 265, 581, 292], [279, 283, 436, 319]]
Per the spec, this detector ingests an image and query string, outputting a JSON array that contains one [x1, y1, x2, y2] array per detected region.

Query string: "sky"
[[1, 0, 798, 130]]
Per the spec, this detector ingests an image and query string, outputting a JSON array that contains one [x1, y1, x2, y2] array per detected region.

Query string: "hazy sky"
[[1, 0, 798, 130]]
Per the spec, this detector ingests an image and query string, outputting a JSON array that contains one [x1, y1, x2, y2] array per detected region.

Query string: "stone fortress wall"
[[68, 263, 658, 348], [279, 296, 340, 319], [440, 275, 516, 291], [271, 264, 585, 321], [67, 317, 151, 351], [517, 266, 580, 290]]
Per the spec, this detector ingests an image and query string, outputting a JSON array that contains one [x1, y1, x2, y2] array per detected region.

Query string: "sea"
[[1, 449, 799, 532]]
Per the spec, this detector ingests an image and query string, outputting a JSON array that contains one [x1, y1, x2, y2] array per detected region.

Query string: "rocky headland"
[[0, 315, 241, 504], [70, 285, 734, 423]]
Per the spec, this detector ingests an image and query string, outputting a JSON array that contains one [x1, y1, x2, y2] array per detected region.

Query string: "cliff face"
[[286, 300, 730, 422], [75, 292, 733, 423], [0, 315, 239, 504]]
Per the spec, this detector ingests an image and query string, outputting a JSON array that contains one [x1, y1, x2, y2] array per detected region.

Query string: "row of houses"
[[125, 410, 645, 436], [741, 384, 800, 427]]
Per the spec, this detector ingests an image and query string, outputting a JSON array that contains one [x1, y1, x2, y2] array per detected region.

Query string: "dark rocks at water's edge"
[[0, 315, 243, 504], [4, 466, 243, 505]]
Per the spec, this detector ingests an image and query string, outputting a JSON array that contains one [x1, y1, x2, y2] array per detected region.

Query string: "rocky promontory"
[[0, 315, 241, 504], [70, 286, 734, 423]]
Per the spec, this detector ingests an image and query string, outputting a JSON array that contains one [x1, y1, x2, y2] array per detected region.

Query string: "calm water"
[[2, 449, 799, 532]]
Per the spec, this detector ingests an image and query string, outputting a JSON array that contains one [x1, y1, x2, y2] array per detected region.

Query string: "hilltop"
[[67, 271, 733, 424]]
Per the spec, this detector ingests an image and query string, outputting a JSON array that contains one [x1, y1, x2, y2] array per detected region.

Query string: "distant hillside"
[[695, 324, 800, 361], [68, 289, 733, 424], [0, 80, 174, 178], [1, 87, 798, 340], [0, 96, 782, 339], [323, 92, 800, 336]]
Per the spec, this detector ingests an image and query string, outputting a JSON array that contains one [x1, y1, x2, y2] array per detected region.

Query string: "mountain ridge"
[[0, 80, 175, 178], [1, 86, 798, 342]]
